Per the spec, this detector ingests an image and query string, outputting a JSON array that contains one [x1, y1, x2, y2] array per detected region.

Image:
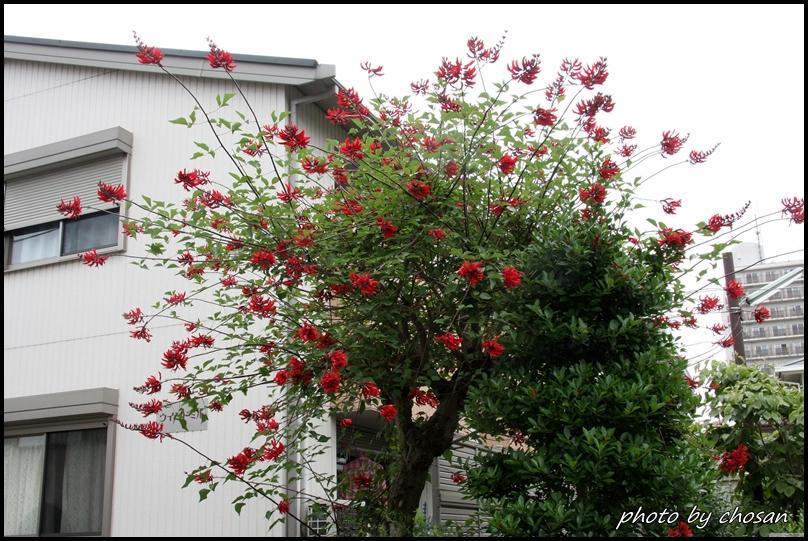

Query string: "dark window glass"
[[9, 222, 60, 264], [61, 209, 119, 256]]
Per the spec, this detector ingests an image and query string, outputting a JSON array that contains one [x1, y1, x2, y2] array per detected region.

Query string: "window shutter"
[[4, 154, 125, 231]]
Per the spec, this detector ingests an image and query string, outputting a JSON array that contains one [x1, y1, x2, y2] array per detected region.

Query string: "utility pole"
[[722, 252, 746, 364]]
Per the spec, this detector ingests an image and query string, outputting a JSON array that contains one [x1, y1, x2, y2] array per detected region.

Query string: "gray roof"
[[4, 34, 337, 92]]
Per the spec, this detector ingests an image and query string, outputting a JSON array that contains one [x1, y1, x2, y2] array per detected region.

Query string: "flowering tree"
[[60, 33, 804, 536]]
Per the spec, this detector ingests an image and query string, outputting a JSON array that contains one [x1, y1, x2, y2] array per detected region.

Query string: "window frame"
[[4, 388, 118, 537]]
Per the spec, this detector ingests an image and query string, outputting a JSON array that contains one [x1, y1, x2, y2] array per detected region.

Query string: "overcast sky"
[[4, 5, 804, 364]]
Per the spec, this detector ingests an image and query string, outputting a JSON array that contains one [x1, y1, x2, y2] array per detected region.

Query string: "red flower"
[[170, 383, 191, 398], [710, 323, 727, 334], [444, 160, 459, 178], [57, 196, 82, 219], [661, 198, 682, 215], [619, 144, 637, 157], [482, 337, 505, 358], [361, 381, 380, 399], [80, 249, 108, 267], [274, 370, 289, 386], [502, 266, 522, 289], [716, 336, 735, 348], [130, 326, 152, 342], [277, 124, 310, 151], [406, 179, 431, 200], [301, 156, 328, 175], [684, 374, 700, 389], [696, 295, 723, 314], [379, 404, 397, 421], [457, 261, 485, 286], [688, 145, 718, 164], [533, 107, 557, 126], [166, 291, 186, 305], [174, 169, 210, 191], [131, 399, 163, 417], [207, 42, 236, 71], [137, 421, 164, 440], [428, 228, 446, 241], [410, 387, 439, 408], [451, 471, 466, 484], [227, 448, 256, 476], [161, 342, 189, 371], [250, 249, 276, 270], [296, 322, 320, 342], [507, 56, 541, 84], [753, 305, 770, 323], [277, 183, 302, 203], [660, 131, 687, 156], [97, 182, 126, 203], [498, 153, 518, 174], [133, 33, 164, 65], [781, 196, 805, 225], [725, 280, 745, 300], [657, 228, 693, 249], [340, 418, 353, 428], [339, 137, 364, 160], [619, 126, 637, 140], [329, 350, 348, 371], [717, 443, 751, 473], [278, 500, 290, 514], [262, 439, 285, 461], [579, 183, 607, 205], [350, 272, 379, 296], [435, 332, 463, 351], [194, 471, 213, 484], [598, 158, 620, 180], [376, 216, 399, 238], [667, 520, 693, 537], [320, 371, 341, 394], [576, 58, 609, 88], [248, 295, 276, 318], [134, 375, 161, 395]]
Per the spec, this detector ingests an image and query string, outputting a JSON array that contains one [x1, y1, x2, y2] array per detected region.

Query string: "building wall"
[[4, 57, 338, 536]]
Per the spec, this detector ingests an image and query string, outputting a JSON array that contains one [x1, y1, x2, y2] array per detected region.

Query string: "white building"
[[728, 242, 804, 385], [4, 35, 478, 537]]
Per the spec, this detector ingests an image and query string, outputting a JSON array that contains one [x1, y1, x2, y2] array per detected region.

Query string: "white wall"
[[4, 57, 337, 536]]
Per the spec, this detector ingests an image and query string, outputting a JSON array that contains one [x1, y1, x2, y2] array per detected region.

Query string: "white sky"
[[4, 4, 804, 365]]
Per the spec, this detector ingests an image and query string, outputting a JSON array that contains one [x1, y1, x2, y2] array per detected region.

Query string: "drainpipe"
[[284, 85, 335, 538]]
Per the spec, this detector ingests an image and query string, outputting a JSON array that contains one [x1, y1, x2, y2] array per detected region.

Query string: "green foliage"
[[703, 363, 804, 528]]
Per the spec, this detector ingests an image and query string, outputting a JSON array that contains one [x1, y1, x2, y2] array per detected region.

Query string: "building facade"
[[729, 242, 804, 385]]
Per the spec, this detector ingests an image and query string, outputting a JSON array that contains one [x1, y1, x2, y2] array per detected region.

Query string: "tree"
[[702, 363, 804, 534], [62, 34, 804, 536]]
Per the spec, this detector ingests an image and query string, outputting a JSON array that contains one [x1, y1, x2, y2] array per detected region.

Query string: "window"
[[4, 428, 106, 536], [745, 272, 760, 283], [792, 323, 805, 335], [7, 209, 119, 266], [4, 388, 117, 537], [4, 127, 132, 271]]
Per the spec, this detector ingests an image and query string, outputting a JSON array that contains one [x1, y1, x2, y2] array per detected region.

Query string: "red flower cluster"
[[754, 305, 771, 323], [57, 196, 82, 219], [660, 131, 687, 156], [362, 382, 380, 399], [576, 57, 609, 89], [507, 55, 541, 84], [134, 33, 164, 65], [709, 323, 728, 334], [782, 196, 805, 225], [329, 350, 348, 370], [451, 471, 466, 484], [97, 182, 126, 203], [410, 388, 439, 408], [716, 336, 735, 348], [482, 337, 504, 358], [161, 340, 189, 371], [667, 521, 693, 537], [320, 371, 341, 393], [435, 332, 463, 351], [458, 261, 485, 286], [428, 228, 446, 241], [502, 266, 522, 289], [657, 228, 693, 249], [250, 249, 276, 270], [717, 443, 751, 473], [80, 249, 108, 267], [688, 145, 718, 164], [278, 500, 290, 514], [684, 374, 700, 389], [136, 421, 164, 440], [379, 404, 397, 421], [533, 107, 557, 126], [278, 124, 310, 151], [134, 374, 161, 394], [498, 153, 518, 174], [339, 137, 364, 160], [725, 280, 745, 300], [175, 169, 210, 191], [301, 156, 328, 175], [598, 158, 620, 180], [248, 295, 276, 318], [227, 448, 256, 476], [406, 179, 431, 200], [661, 198, 682, 215], [696, 295, 723, 314], [376, 216, 399, 238], [579, 182, 607, 205], [436, 58, 476, 87], [131, 399, 163, 417], [340, 418, 353, 428], [207, 41, 236, 71], [130, 326, 153, 342], [296, 322, 320, 342], [166, 291, 186, 305], [350, 272, 379, 296]]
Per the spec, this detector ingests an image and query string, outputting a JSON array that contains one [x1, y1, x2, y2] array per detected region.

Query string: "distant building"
[[729, 243, 804, 385]]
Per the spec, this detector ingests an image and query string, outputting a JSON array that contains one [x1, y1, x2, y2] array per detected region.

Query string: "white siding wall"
[[4, 58, 337, 537]]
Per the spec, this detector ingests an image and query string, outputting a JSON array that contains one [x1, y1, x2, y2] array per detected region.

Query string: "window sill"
[[3, 244, 125, 274]]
